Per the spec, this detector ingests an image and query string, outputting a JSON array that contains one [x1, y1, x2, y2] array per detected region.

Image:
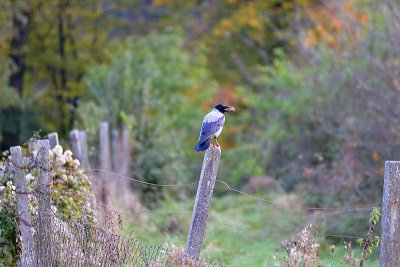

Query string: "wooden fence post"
[[118, 126, 133, 207], [111, 129, 120, 173], [120, 126, 130, 177], [79, 130, 90, 171], [99, 122, 111, 172], [47, 132, 59, 149], [111, 129, 120, 195], [28, 141, 37, 155], [184, 145, 221, 262], [35, 139, 52, 266], [69, 129, 82, 162], [99, 122, 111, 220], [380, 161, 400, 266], [10, 146, 36, 267]]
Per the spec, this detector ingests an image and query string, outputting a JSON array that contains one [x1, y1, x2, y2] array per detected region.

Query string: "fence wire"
[[4, 140, 382, 267], [87, 167, 381, 212]]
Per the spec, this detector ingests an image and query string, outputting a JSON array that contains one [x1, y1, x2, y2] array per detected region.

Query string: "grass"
[[123, 191, 379, 266]]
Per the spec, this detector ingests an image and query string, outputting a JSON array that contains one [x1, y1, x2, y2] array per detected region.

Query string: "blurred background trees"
[[78, 31, 214, 203], [1, 0, 400, 213]]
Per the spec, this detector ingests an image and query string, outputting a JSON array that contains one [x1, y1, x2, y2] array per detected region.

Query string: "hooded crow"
[[194, 104, 235, 152]]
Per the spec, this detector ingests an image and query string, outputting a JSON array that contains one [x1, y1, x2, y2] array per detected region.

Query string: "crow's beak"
[[224, 106, 235, 113]]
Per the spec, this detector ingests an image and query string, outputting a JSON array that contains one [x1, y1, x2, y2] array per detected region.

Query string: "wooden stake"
[[35, 139, 52, 266], [79, 130, 90, 171], [47, 132, 59, 149], [10, 146, 36, 267], [380, 161, 400, 266], [69, 129, 81, 162], [185, 145, 221, 262]]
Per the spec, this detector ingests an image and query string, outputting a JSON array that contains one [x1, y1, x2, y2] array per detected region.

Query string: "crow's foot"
[[214, 137, 220, 147]]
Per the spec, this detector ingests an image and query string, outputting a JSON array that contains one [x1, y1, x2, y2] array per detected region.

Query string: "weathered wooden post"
[[79, 130, 90, 171], [111, 129, 120, 173], [380, 161, 400, 266], [10, 146, 36, 267], [35, 139, 52, 266], [99, 122, 111, 172], [110, 129, 120, 195], [28, 141, 37, 155], [118, 126, 133, 206], [69, 129, 82, 162], [120, 126, 130, 177], [184, 145, 221, 263], [47, 132, 59, 149], [99, 122, 111, 221]]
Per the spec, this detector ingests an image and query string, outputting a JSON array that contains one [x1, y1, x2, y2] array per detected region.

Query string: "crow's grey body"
[[195, 108, 225, 151]]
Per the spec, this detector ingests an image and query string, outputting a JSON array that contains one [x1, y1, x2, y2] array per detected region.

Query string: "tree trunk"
[[7, 4, 31, 145], [56, 2, 68, 134]]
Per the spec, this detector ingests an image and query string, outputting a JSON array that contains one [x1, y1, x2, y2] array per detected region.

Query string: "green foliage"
[[0, 0, 128, 146], [81, 31, 212, 130], [0, 180, 18, 266], [229, 4, 399, 206], [79, 31, 214, 204], [221, 49, 323, 185], [369, 206, 381, 225], [334, 207, 381, 266], [0, 58, 19, 147], [0, 57, 17, 109]]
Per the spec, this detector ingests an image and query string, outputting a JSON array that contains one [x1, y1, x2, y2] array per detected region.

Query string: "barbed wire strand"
[[86, 168, 381, 212], [94, 202, 193, 216], [6, 158, 381, 212], [89, 168, 199, 187], [215, 222, 366, 241], [324, 234, 366, 240], [7, 161, 378, 243], [215, 179, 381, 211]]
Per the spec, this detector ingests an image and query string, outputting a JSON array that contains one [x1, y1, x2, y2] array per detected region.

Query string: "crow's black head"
[[214, 104, 235, 113]]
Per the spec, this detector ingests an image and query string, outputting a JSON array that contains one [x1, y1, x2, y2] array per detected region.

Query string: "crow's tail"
[[194, 138, 211, 152]]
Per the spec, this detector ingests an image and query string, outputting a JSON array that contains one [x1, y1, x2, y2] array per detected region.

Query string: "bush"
[[0, 144, 95, 266], [227, 1, 400, 212]]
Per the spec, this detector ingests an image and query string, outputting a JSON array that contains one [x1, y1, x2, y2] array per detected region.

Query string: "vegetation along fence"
[[2, 124, 400, 266], [4, 137, 222, 266]]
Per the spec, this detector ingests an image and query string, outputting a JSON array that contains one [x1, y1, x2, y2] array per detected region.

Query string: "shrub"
[[0, 144, 95, 266]]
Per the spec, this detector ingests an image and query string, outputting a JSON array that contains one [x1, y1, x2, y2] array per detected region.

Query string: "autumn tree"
[[26, 0, 125, 134], [151, 0, 317, 87], [0, 1, 31, 148], [0, 0, 126, 148]]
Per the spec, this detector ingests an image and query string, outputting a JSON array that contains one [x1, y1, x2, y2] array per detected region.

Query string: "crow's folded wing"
[[197, 116, 225, 145]]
